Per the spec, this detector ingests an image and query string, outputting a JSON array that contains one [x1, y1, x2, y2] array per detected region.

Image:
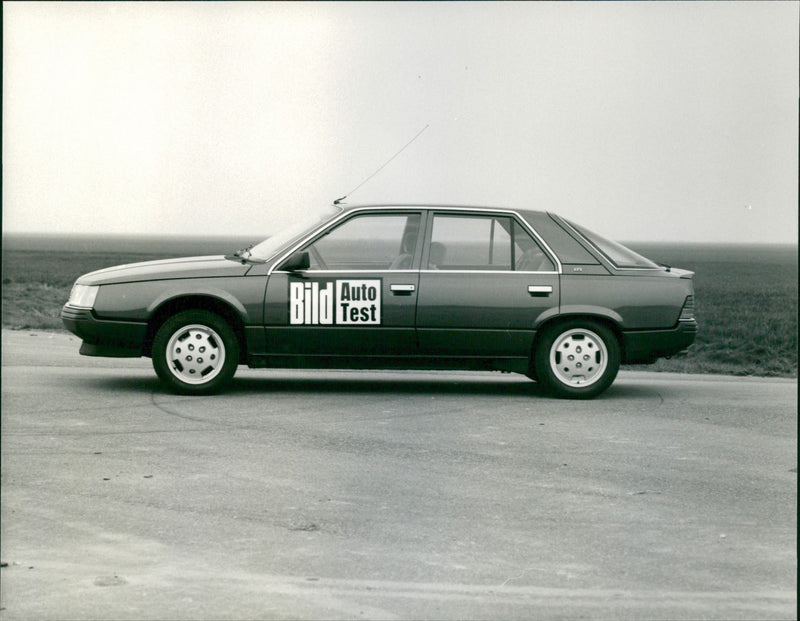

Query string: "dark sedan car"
[[62, 204, 696, 398]]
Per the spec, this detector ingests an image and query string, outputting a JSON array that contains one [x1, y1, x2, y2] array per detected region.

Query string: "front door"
[[263, 210, 423, 357]]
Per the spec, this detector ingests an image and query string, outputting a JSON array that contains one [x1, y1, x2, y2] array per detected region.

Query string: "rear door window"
[[427, 214, 554, 271]]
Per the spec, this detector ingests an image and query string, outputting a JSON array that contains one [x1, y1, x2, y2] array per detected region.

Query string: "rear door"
[[416, 211, 560, 357]]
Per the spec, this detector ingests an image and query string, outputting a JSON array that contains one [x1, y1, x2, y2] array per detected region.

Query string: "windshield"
[[249, 205, 342, 261], [564, 219, 659, 269]]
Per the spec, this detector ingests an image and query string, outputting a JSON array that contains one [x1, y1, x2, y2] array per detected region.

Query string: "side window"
[[427, 214, 554, 271], [304, 213, 420, 271], [513, 220, 555, 271], [428, 215, 512, 270]]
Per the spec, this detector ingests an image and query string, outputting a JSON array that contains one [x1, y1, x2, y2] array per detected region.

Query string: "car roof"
[[336, 203, 550, 217]]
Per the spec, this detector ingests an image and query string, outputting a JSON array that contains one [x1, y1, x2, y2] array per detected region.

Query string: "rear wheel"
[[152, 310, 239, 395], [534, 320, 620, 399]]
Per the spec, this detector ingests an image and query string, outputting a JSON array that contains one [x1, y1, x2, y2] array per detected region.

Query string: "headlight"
[[68, 284, 100, 309]]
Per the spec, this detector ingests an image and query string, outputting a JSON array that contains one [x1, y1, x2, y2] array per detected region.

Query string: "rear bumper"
[[621, 321, 697, 364], [61, 305, 147, 357]]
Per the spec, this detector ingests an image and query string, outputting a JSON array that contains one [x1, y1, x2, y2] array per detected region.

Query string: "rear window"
[[564, 219, 659, 269]]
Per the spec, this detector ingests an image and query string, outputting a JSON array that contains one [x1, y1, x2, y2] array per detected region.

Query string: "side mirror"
[[280, 251, 310, 272]]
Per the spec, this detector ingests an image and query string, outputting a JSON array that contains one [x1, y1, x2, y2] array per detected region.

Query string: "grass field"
[[2, 234, 797, 378], [627, 243, 797, 377]]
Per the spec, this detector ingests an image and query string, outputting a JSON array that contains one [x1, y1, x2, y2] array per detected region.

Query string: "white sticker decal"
[[336, 280, 381, 325], [290, 279, 381, 325]]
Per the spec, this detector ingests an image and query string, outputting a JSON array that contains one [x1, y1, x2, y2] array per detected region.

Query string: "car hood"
[[76, 255, 252, 286]]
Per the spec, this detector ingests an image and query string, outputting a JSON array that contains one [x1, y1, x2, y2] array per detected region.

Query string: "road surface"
[[1, 330, 796, 619]]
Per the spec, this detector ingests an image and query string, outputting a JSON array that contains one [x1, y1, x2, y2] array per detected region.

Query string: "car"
[[61, 204, 697, 399]]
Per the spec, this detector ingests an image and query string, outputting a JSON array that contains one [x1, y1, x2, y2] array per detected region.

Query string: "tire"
[[534, 320, 620, 399], [152, 310, 239, 395]]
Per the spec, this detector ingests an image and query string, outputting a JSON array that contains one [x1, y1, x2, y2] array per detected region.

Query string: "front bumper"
[[61, 305, 147, 357], [621, 320, 697, 364]]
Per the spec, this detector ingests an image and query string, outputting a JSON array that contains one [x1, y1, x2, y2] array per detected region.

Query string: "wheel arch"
[[143, 295, 248, 363], [530, 312, 625, 372]]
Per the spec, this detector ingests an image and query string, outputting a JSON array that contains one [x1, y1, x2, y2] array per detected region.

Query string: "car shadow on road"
[[602, 383, 665, 401], [74, 373, 666, 401], [81, 373, 549, 398], [226, 374, 546, 397], [78, 376, 162, 393]]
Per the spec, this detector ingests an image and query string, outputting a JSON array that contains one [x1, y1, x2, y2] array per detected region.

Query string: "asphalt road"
[[1, 329, 796, 620]]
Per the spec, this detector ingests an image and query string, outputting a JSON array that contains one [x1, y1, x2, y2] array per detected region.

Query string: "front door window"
[[306, 213, 421, 271]]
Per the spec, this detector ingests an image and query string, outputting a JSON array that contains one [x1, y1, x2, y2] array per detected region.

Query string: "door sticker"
[[289, 279, 381, 325]]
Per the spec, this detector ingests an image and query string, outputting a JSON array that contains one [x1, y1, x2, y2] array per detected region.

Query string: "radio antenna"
[[334, 124, 429, 205]]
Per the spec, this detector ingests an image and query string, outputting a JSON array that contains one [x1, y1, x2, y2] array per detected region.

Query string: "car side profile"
[[62, 204, 697, 398]]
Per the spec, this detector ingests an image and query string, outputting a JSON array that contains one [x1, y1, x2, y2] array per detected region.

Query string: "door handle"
[[528, 285, 552, 297], [390, 284, 416, 295]]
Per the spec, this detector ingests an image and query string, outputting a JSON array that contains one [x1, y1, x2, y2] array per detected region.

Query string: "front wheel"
[[534, 320, 620, 399], [152, 310, 239, 395]]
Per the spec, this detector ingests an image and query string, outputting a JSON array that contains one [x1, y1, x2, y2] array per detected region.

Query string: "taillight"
[[678, 295, 695, 321]]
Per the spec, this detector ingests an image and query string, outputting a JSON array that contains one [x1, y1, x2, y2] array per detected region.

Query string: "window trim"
[[270, 206, 562, 276]]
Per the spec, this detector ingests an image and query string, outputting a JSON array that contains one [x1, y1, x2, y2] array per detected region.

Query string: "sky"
[[3, 1, 798, 244]]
